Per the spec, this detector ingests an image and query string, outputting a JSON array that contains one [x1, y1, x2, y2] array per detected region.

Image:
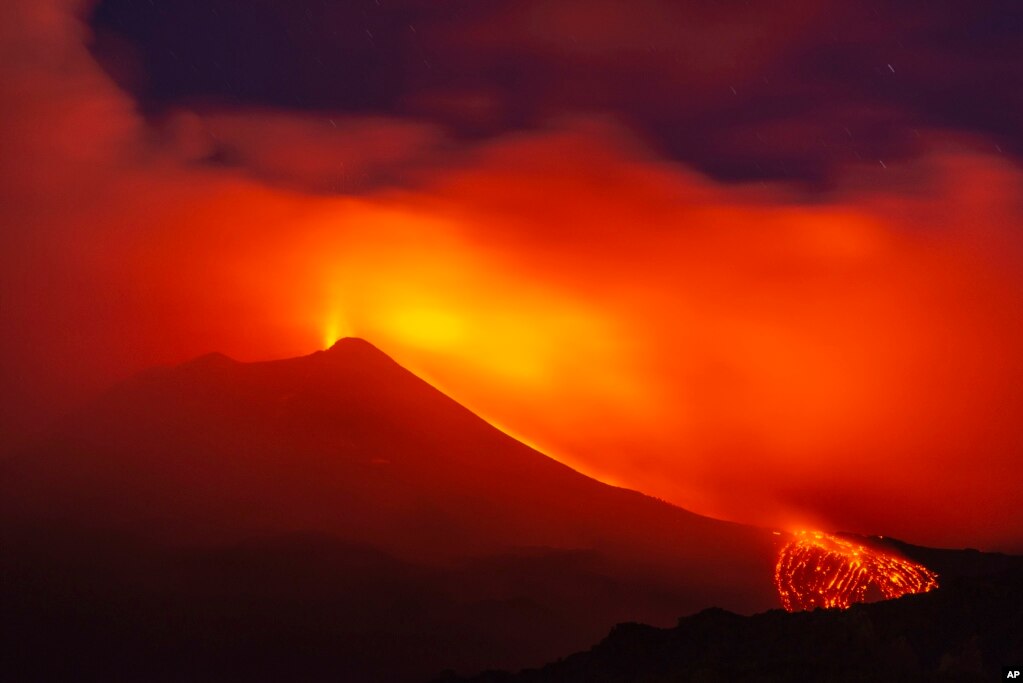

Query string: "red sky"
[[3, 0, 1023, 552]]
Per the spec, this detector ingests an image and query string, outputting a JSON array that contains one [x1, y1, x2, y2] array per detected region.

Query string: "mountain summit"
[[3, 340, 780, 682], [326, 335, 387, 354], [8, 337, 778, 567]]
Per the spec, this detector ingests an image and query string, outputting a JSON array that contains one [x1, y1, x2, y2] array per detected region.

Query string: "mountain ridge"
[[5, 339, 1019, 682], [4, 337, 774, 565], [447, 566, 1023, 682]]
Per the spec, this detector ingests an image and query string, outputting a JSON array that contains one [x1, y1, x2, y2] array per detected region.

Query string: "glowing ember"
[[774, 531, 939, 612]]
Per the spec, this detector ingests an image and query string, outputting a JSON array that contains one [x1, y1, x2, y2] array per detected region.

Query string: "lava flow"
[[774, 531, 939, 612]]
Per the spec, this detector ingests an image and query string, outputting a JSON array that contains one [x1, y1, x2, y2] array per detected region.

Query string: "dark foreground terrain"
[[449, 567, 1023, 683], [4, 339, 1019, 682], [1, 339, 778, 682]]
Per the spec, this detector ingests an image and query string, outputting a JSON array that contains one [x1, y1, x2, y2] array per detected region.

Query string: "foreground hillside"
[[450, 567, 1023, 683]]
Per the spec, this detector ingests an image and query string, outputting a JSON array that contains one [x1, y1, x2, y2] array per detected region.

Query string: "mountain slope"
[[450, 568, 1023, 682], [3, 338, 780, 593], [1, 338, 781, 681]]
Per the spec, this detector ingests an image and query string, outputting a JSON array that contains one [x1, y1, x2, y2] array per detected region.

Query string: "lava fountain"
[[775, 531, 939, 612]]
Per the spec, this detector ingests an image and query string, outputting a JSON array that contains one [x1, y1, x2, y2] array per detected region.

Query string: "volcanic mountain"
[[2, 339, 780, 681]]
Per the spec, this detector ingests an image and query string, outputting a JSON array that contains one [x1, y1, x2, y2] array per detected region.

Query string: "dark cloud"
[[88, 0, 1023, 185]]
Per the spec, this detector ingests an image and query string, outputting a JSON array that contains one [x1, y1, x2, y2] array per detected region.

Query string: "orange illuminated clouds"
[[4, 0, 1023, 553]]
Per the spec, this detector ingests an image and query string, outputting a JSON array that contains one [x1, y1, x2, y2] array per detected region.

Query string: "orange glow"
[[3, 0, 1023, 552], [9, 127, 1023, 551], [774, 531, 939, 612]]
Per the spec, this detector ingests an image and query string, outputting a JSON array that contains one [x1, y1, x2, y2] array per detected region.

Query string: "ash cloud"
[[3, 0, 1023, 552]]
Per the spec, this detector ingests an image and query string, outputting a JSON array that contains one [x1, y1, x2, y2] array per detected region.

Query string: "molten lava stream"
[[774, 531, 939, 612]]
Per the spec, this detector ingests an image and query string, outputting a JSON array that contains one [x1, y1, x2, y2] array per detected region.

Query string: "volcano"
[[2, 338, 780, 682]]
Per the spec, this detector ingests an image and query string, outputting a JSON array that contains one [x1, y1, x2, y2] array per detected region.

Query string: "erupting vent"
[[775, 531, 939, 612]]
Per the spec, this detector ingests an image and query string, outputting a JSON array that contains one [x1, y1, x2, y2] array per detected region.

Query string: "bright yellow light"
[[379, 307, 466, 351], [322, 310, 351, 349]]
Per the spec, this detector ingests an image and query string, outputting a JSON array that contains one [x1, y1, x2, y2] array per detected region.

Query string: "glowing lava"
[[774, 531, 939, 612]]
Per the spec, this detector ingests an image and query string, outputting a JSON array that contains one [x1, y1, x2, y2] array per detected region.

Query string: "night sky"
[[89, 0, 1022, 184]]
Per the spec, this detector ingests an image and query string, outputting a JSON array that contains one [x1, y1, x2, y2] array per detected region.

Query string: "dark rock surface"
[[449, 568, 1023, 683]]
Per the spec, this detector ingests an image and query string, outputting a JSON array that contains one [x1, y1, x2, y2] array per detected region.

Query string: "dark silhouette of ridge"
[[2, 338, 781, 682], [838, 532, 1023, 580], [448, 568, 1023, 682], [3, 339, 1018, 682], [12, 339, 1011, 682], [3, 338, 777, 569]]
